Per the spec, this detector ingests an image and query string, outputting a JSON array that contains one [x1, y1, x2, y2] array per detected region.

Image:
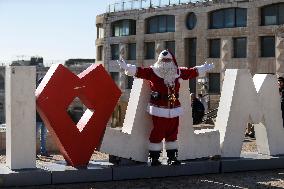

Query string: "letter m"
[[215, 69, 284, 157]]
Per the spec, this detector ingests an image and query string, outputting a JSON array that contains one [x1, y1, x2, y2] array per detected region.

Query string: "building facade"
[[96, 0, 284, 126]]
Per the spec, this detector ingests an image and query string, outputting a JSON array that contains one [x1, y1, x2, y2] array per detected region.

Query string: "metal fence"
[[107, 0, 212, 13]]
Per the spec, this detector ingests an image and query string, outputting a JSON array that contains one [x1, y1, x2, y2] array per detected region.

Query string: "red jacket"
[[135, 66, 199, 118]]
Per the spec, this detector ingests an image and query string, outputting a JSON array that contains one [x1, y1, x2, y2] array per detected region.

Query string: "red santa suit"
[[119, 49, 213, 165], [136, 66, 198, 151], [126, 51, 199, 152]]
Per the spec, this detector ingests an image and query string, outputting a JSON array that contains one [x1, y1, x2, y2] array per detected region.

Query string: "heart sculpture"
[[36, 64, 121, 167]]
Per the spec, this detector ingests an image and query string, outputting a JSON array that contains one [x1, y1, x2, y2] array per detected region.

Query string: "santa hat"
[[158, 50, 178, 67]]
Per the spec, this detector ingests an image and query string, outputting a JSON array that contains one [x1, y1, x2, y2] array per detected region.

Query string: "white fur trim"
[[178, 78, 183, 83], [149, 142, 163, 151], [150, 66, 180, 79], [147, 104, 183, 118], [165, 141, 178, 150], [125, 64, 137, 76]]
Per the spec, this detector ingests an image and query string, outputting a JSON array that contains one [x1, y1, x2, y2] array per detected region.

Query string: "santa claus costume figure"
[[117, 50, 214, 166]]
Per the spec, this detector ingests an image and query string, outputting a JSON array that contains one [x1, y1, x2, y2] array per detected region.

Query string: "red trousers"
[[149, 116, 179, 143]]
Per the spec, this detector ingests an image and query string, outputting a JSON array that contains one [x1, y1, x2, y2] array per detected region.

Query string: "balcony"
[[107, 0, 213, 13]]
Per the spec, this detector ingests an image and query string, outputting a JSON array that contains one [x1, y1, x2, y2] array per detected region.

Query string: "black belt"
[[151, 91, 179, 101]]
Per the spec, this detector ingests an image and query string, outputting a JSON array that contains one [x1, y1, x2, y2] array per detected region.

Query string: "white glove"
[[116, 59, 137, 76], [196, 62, 215, 76], [117, 59, 128, 70]]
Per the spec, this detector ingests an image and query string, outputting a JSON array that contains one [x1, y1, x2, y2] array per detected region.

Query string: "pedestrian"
[[191, 93, 205, 125], [198, 94, 208, 114], [36, 77, 49, 156], [278, 76, 284, 127]]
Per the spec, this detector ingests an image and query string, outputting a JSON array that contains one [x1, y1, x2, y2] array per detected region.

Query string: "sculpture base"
[[0, 153, 284, 187], [0, 164, 50, 187], [222, 152, 284, 172]]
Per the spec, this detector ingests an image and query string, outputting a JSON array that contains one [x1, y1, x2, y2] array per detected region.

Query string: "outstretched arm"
[[117, 59, 137, 76], [195, 62, 214, 77], [117, 59, 152, 80], [180, 62, 214, 80]]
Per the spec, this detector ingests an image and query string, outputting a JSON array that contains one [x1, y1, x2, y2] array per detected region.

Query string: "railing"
[[202, 107, 218, 124], [107, 0, 212, 13]]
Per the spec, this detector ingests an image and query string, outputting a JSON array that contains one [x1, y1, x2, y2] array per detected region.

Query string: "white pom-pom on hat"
[[158, 50, 173, 60]]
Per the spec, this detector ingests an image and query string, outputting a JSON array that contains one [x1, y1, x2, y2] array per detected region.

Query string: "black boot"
[[167, 149, 181, 165], [149, 151, 161, 166]]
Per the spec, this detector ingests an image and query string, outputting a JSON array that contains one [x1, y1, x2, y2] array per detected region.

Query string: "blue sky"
[[0, 0, 115, 64]]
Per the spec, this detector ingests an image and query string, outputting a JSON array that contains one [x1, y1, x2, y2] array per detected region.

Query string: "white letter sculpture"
[[253, 74, 284, 155], [100, 79, 152, 162], [100, 79, 221, 162], [215, 69, 284, 157]]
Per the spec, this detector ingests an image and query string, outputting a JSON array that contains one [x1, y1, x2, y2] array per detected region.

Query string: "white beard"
[[153, 60, 178, 87]]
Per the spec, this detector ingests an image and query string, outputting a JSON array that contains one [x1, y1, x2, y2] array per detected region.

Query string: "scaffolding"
[[107, 0, 212, 13]]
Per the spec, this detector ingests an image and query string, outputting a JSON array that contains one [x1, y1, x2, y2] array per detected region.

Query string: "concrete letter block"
[[253, 74, 284, 155], [178, 80, 220, 160], [215, 69, 261, 157], [6, 66, 36, 169], [100, 79, 152, 162]]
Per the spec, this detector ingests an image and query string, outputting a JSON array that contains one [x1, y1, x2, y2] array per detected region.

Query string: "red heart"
[[36, 64, 121, 167]]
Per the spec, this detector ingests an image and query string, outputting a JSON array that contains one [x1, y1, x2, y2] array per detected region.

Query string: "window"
[[126, 76, 134, 89], [97, 46, 103, 61], [146, 15, 175, 34], [165, 41, 175, 55], [209, 8, 247, 29], [186, 12, 197, 30], [211, 10, 223, 29], [224, 8, 235, 28], [236, 8, 247, 27], [0, 75, 4, 90], [261, 3, 284, 26], [233, 37, 247, 58], [145, 42, 155, 59], [209, 39, 220, 58], [260, 36, 275, 57], [208, 73, 220, 94], [279, 4, 284, 25], [128, 43, 136, 60], [97, 24, 104, 39], [110, 72, 119, 86], [112, 20, 136, 37], [111, 44, 119, 60]]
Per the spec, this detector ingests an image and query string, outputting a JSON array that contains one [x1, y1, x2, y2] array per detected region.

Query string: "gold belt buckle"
[[168, 94, 176, 105]]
